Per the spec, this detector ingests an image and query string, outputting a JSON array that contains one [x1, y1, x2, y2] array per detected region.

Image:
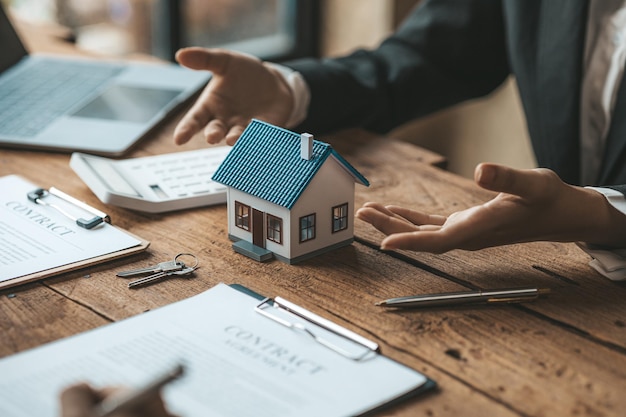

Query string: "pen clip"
[[255, 297, 379, 361], [486, 296, 538, 304], [27, 187, 110, 229]]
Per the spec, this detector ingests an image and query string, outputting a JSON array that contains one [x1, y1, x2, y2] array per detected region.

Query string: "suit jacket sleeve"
[[284, 0, 510, 135]]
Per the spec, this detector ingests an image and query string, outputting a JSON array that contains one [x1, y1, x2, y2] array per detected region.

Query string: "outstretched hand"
[[356, 163, 626, 253], [173, 47, 293, 146]]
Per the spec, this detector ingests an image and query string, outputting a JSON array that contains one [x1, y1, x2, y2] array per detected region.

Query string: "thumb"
[[474, 162, 556, 199], [60, 383, 102, 417], [175, 47, 232, 75]]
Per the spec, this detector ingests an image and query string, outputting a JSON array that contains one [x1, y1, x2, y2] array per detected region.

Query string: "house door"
[[252, 209, 265, 248]]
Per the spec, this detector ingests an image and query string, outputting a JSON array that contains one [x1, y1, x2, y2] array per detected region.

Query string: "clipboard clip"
[[28, 187, 110, 230], [255, 297, 379, 361]]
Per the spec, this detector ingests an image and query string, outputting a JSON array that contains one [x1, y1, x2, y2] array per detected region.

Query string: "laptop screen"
[[0, 5, 28, 73]]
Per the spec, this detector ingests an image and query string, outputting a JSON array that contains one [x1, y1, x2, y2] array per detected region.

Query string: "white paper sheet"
[[0, 284, 430, 417], [0, 175, 142, 282]]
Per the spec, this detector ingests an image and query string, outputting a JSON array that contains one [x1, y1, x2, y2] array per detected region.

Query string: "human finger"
[[204, 119, 228, 144], [355, 206, 419, 234], [60, 383, 102, 417], [360, 202, 399, 217], [97, 387, 176, 417], [385, 205, 447, 226], [474, 163, 558, 200], [225, 123, 246, 145], [98, 386, 125, 398], [380, 230, 451, 253], [174, 97, 214, 145], [173, 49, 230, 145], [360, 202, 447, 227], [175, 47, 232, 75]]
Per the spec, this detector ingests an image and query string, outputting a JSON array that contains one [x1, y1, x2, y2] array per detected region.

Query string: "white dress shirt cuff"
[[263, 62, 310, 128], [578, 187, 626, 281]]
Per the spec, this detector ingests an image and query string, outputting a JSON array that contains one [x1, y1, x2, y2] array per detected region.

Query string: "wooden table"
[[1, 19, 626, 417]]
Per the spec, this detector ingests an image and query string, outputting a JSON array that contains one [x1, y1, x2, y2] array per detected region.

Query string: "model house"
[[212, 119, 369, 264]]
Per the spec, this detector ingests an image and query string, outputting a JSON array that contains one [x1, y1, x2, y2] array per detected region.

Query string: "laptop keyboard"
[[0, 60, 122, 137]]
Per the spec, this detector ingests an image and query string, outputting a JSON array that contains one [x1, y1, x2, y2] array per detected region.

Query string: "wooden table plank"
[[0, 283, 110, 357], [324, 128, 448, 169]]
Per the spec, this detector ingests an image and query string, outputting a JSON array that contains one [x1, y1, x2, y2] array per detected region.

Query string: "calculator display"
[[70, 147, 230, 213], [83, 156, 141, 197]]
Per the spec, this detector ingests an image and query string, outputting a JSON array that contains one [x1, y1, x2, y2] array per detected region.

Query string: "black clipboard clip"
[[28, 187, 110, 230], [255, 296, 380, 361]]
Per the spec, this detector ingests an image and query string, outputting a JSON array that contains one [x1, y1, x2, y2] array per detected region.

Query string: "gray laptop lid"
[[0, 4, 211, 156]]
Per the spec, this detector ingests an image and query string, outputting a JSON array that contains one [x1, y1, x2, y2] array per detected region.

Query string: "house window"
[[300, 213, 316, 242], [235, 201, 250, 231], [332, 203, 349, 233], [266, 214, 283, 244]]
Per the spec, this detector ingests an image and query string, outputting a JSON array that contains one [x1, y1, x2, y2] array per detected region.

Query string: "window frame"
[[332, 203, 349, 233], [266, 214, 283, 244], [234, 201, 251, 231], [155, 0, 319, 62], [299, 213, 316, 243]]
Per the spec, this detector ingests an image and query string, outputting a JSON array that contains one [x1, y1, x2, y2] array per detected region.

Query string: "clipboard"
[[0, 283, 436, 417], [0, 175, 149, 290], [231, 283, 438, 414]]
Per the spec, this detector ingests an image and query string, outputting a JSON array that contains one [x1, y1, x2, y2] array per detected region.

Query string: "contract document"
[[0, 175, 147, 288], [0, 283, 435, 416]]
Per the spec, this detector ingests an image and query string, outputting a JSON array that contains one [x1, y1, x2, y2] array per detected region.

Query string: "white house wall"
[[289, 158, 356, 259], [227, 188, 292, 259]]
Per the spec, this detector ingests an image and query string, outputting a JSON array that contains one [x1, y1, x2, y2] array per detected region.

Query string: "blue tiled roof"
[[212, 119, 369, 209]]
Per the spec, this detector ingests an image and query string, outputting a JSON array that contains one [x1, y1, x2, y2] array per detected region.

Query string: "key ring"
[[174, 253, 199, 269]]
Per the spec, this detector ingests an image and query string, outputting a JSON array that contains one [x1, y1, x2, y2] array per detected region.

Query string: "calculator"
[[70, 147, 231, 213]]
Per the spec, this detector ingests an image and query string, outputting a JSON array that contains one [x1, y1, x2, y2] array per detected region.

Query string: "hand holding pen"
[[59, 364, 183, 417]]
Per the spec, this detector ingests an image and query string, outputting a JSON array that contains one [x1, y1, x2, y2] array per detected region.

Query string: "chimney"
[[300, 133, 313, 160]]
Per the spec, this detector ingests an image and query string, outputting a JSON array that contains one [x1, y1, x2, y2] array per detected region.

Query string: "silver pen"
[[93, 363, 185, 417], [375, 287, 550, 308]]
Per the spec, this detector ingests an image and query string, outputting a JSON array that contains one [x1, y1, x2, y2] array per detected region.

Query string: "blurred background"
[[3, 0, 317, 61], [3, 0, 536, 178]]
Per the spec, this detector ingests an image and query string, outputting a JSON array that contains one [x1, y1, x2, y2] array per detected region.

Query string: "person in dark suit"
[[172, 0, 626, 279]]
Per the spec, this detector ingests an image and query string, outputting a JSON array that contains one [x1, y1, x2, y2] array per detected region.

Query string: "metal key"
[[116, 260, 185, 277], [128, 266, 199, 289], [117, 253, 198, 278]]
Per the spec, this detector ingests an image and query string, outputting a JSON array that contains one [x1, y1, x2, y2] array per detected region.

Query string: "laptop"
[[0, 5, 211, 156]]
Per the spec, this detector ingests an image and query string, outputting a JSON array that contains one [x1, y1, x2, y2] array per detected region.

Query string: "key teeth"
[[128, 272, 166, 288], [127, 266, 198, 289]]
